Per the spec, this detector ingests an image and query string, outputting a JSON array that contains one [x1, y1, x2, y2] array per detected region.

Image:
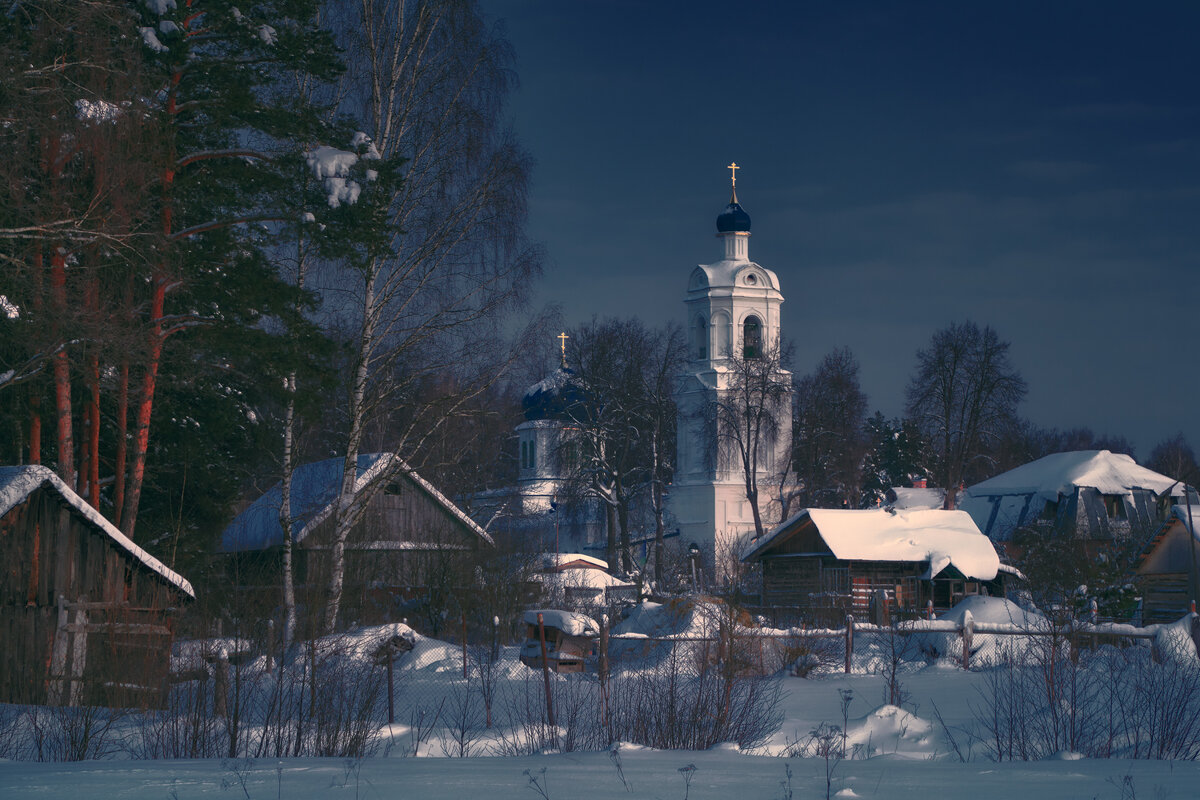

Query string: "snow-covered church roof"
[[0, 465, 194, 597], [521, 366, 595, 422], [220, 453, 492, 552], [744, 507, 1000, 581]]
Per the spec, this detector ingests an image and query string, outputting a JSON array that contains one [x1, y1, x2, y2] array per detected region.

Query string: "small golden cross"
[[557, 331, 569, 365], [727, 162, 740, 189]]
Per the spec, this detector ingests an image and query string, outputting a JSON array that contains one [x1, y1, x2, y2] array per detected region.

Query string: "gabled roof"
[[220, 453, 492, 552], [0, 465, 194, 597], [964, 450, 1180, 500], [744, 507, 999, 581]]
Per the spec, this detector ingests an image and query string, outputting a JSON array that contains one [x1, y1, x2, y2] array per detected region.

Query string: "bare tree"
[[793, 348, 869, 510], [563, 319, 684, 577], [313, 0, 542, 632], [705, 342, 794, 540], [1147, 433, 1198, 483], [904, 321, 1026, 509]]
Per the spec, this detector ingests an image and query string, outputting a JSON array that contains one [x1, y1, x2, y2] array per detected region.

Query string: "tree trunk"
[[119, 274, 166, 539], [323, 267, 377, 634], [113, 359, 129, 527], [279, 373, 299, 647], [29, 394, 42, 465], [49, 248, 74, 487], [86, 352, 100, 509]]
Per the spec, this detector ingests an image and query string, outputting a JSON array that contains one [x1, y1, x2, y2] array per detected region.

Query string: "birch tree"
[[313, 0, 541, 632]]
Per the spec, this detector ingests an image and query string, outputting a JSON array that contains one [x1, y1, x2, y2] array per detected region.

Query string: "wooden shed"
[[743, 508, 1007, 620], [1135, 504, 1200, 623], [0, 465, 195, 708], [220, 453, 494, 624]]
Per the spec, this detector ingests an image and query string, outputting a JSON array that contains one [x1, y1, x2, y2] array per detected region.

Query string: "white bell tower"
[[669, 164, 792, 572]]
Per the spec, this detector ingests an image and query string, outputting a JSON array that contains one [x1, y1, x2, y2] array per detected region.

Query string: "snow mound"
[[845, 705, 935, 759]]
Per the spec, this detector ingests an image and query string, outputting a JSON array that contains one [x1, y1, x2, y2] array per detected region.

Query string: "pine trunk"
[[120, 275, 166, 538], [113, 359, 129, 527], [50, 249, 74, 487]]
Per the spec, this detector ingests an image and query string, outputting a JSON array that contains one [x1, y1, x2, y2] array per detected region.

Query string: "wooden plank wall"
[[0, 487, 182, 707]]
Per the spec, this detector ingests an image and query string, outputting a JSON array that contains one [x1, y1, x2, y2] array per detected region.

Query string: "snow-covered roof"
[[964, 450, 1181, 500], [533, 568, 633, 592], [890, 487, 945, 511], [220, 453, 492, 552], [522, 609, 599, 637], [540, 553, 609, 571], [0, 465, 194, 597], [745, 507, 999, 581]]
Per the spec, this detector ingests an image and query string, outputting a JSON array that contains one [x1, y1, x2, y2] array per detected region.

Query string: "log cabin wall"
[[0, 486, 185, 707], [224, 473, 490, 628]]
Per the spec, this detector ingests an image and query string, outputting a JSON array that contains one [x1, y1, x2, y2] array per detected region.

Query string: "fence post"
[[537, 613, 555, 728], [961, 611, 974, 671], [213, 648, 229, 719], [385, 646, 395, 725], [266, 619, 275, 674], [599, 614, 609, 730], [461, 612, 469, 680], [845, 614, 854, 674]]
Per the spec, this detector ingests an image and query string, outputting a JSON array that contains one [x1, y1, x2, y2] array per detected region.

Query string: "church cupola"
[[716, 162, 751, 261]]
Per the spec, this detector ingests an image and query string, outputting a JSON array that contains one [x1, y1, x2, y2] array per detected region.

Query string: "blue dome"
[[522, 367, 597, 422], [716, 201, 751, 233]]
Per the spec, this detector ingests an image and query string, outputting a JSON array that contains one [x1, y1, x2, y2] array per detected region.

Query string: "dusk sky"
[[492, 1, 1199, 458]]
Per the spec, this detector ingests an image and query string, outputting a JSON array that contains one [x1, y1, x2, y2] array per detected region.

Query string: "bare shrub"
[[439, 683, 484, 757], [604, 638, 782, 750], [25, 703, 125, 762], [971, 635, 1200, 760], [129, 677, 223, 759], [493, 673, 563, 756]]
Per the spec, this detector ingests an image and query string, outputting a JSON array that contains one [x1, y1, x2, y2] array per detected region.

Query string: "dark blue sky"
[[492, 1, 1200, 458]]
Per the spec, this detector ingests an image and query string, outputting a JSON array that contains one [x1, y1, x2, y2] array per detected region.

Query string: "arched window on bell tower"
[[695, 315, 708, 360], [743, 315, 762, 359]]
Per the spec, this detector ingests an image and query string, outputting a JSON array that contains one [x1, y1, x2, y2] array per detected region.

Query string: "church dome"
[[716, 200, 751, 233], [522, 366, 596, 422]]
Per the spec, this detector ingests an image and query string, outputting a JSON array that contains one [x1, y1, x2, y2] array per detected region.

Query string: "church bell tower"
[[668, 164, 792, 570]]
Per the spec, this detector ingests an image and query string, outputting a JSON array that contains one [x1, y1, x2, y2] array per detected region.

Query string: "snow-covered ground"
[[3, 599, 1199, 799]]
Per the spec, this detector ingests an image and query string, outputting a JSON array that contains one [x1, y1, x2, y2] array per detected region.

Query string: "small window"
[[520, 441, 528, 470], [695, 316, 708, 360], [743, 315, 762, 359], [1103, 494, 1126, 519], [529, 439, 536, 471]]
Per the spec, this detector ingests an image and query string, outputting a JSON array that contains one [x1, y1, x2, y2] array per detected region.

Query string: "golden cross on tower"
[[557, 331, 569, 366], [726, 161, 740, 202]]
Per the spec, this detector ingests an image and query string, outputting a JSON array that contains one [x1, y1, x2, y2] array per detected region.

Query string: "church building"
[[668, 165, 794, 570]]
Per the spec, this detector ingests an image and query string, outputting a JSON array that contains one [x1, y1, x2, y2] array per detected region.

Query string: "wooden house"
[[1135, 504, 1200, 623], [518, 609, 599, 673], [220, 453, 494, 625], [743, 508, 1006, 619], [0, 465, 195, 708], [959, 450, 1189, 556]]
